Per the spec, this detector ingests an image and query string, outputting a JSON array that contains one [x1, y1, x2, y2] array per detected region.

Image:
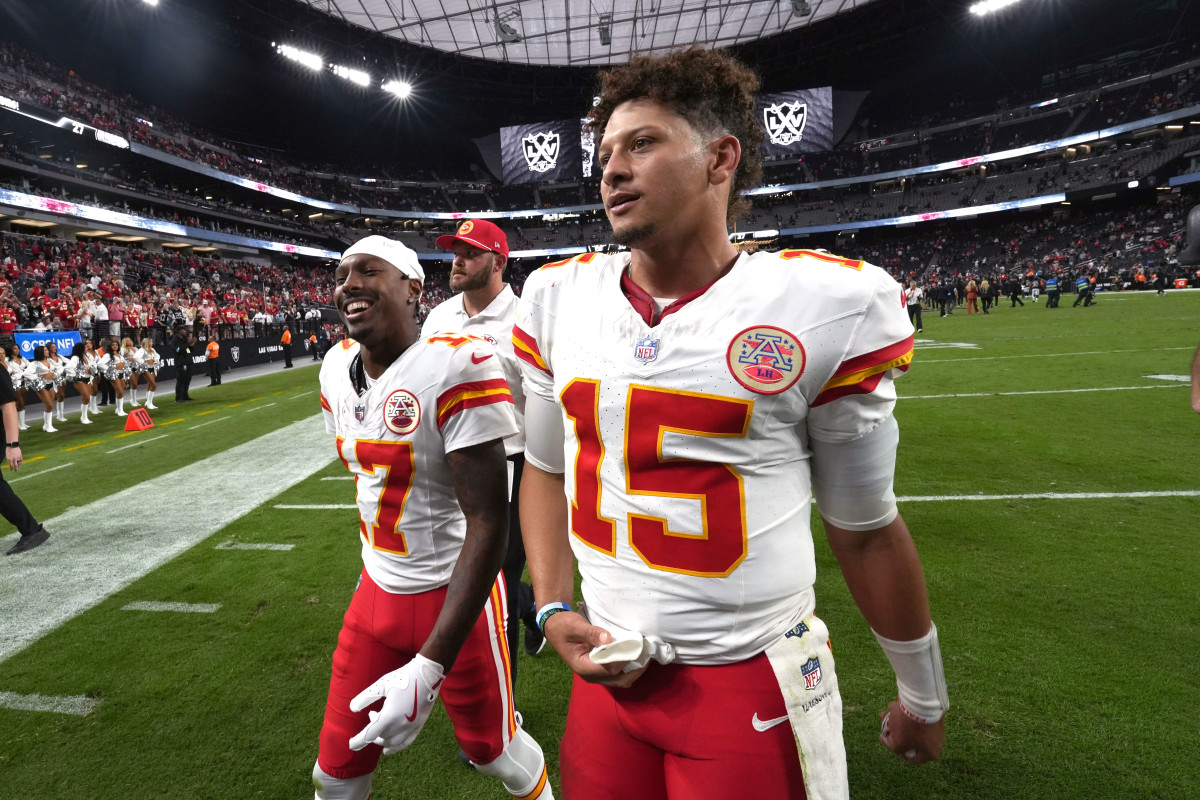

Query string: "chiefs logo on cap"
[[458, 221, 474, 236]]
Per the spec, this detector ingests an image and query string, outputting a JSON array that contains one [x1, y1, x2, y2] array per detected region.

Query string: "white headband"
[[339, 235, 425, 282]]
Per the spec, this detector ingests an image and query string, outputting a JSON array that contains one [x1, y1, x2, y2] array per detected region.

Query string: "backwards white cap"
[[339, 235, 425, 282]]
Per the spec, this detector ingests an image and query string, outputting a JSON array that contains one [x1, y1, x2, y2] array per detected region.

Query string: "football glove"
[[348, 654, 445, 755]]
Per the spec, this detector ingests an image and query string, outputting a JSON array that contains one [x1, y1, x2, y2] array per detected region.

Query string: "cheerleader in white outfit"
[[83, 339, 104, 416], [122, 337, 143, 406], [47, 341, 69, 422], [99, 339, 129, 417], [6, 344, 31, 430], [135, 338, 161, 409], [66, 342, 93, 424], [28, 345, 58, 432]]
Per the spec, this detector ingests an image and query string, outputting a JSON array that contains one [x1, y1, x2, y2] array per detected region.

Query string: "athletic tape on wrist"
[[874, 622, 949, 724], [535, 601, 572, 635]]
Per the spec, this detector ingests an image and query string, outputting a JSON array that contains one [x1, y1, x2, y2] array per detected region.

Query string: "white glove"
[[348, 654, 445, 755]]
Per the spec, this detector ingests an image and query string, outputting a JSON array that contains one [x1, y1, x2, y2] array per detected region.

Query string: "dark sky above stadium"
[[1, 0, 1195, 173]]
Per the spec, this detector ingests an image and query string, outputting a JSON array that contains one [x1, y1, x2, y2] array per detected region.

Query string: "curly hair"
[[587, 47, 764, 223]]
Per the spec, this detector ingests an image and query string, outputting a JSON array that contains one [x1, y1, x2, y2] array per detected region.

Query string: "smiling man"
[[425, 220, 543, 718], [515, 48, 947, 799], [312, 235, 553, 800]]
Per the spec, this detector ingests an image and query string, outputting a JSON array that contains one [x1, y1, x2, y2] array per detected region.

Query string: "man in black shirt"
[[173, 327, 194, 402], [0, 367, 49, 555]]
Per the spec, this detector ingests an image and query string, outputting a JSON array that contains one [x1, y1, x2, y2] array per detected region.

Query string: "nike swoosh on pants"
[[751, 712, 790, 732]]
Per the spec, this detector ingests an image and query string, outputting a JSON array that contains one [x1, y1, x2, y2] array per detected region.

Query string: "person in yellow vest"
[[206, 332, 222, 386], [281, 325, 293, 369]]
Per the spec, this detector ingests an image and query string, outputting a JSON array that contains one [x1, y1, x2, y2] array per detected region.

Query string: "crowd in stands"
[[2, 37, 1197, 221], [0, 230, 342, 345]]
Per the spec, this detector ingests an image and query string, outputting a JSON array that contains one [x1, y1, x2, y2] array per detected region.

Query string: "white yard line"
[[899, 490, 1200, 502], [107, 434, 169, 454], [122, 601, 221, 613], [0, 415, 334, 664], [246, 402, 278, 412], [917, 346, 1192, 364], [900, 384, 1181, 400], [215, 542, 295, 551], [274, 504, 356, 510], [0, 691, 99, 717], [189, 415, 232, 430], [320, 476, 353, 481], [8, 462, 74, 484]]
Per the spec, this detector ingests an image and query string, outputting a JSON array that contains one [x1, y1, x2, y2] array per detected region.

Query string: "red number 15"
[[561, 381, 752, 577]]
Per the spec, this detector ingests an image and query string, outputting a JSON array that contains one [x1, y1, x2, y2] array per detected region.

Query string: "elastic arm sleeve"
[[523, 390, 565, 474], [810, 415, 899, 531]]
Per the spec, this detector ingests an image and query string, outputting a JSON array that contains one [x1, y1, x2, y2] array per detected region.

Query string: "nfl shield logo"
[[633, 337, 658, 364], [522, 131, 560, 173], [354, 404, 366, 422], [763, 101, 808, 147], [784, 621, 810, 640], [801, 657, 822, 690]]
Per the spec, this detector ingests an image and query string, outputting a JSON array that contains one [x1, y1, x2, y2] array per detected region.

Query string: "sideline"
[[0, 415, 334, 664], [899, 489, 1200, 502]]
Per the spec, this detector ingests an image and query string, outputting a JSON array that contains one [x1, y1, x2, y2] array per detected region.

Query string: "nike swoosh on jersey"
[[751, 712, 791, 732], [471, 353, 493, 364]]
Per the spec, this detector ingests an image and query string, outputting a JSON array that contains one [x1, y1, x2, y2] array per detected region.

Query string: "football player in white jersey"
[[312, 235, 553, 800], [515, 47, 947, 800], [424, 219, 543, 714]]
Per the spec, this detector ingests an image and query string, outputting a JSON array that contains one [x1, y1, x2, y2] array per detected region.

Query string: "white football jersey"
[[320, 335, 519, 594], [514, 249, 914, 664], [421, 285, 525, 456]]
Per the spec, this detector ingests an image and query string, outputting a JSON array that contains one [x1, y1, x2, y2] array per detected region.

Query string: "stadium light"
[[142, 0, 159, 6], [331, 64, 370, 87], [382, 79, 413, 99], [969, 0, 1022, 15], [275, 44, 323, 72]]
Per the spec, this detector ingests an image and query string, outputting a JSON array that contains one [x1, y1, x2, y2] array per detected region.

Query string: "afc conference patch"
[[726, 325, 805, 394], [801, 657, 822, 690], [382, 389, 421, 435]]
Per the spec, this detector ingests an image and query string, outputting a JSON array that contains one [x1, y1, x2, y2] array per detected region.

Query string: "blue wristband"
[[535, 601, 573, 634]]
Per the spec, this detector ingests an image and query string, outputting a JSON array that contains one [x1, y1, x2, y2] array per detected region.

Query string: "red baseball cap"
[[436, 219, 509, 257]]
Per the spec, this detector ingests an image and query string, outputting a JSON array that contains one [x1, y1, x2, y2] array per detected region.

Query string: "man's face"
[[449, 243, 497, 294], [333, 254, 417, 349], [598, 100, 715, 247]]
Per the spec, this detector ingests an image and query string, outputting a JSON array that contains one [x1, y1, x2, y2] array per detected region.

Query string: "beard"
[[451, 266, 493, 294], [610, 220, 656, 247]]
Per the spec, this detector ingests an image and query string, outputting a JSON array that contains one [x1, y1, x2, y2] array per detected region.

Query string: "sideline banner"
[[16, 330, 82, 358]]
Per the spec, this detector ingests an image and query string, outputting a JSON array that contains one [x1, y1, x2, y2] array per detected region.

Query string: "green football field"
[[0, 288, 1197, 800]]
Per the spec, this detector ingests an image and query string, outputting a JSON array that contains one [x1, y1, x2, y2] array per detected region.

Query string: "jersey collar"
[[619, 260, 734, 328]]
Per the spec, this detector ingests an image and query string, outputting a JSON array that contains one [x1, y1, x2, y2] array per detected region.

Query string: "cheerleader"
[[82, 339, 105, 416], [134, 337, 160, 409], [27, 345, 58, 432], [66, 342, 93, 424], [6, 344, 31, 430], [47, 341, 70, 422], [122, 337, 142, 407], [99, 339, 129, 417]]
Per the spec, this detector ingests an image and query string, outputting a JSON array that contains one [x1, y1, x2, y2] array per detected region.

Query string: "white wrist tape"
[[873, 623, 949, 723]]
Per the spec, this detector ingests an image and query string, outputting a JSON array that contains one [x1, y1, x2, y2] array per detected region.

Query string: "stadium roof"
[[293, 0, 880, 66]]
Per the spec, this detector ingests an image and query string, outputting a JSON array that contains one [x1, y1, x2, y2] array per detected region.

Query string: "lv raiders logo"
[[230, 346, 240, 363], [522, 131, 560, 173], [763, 101, 808, 147]]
